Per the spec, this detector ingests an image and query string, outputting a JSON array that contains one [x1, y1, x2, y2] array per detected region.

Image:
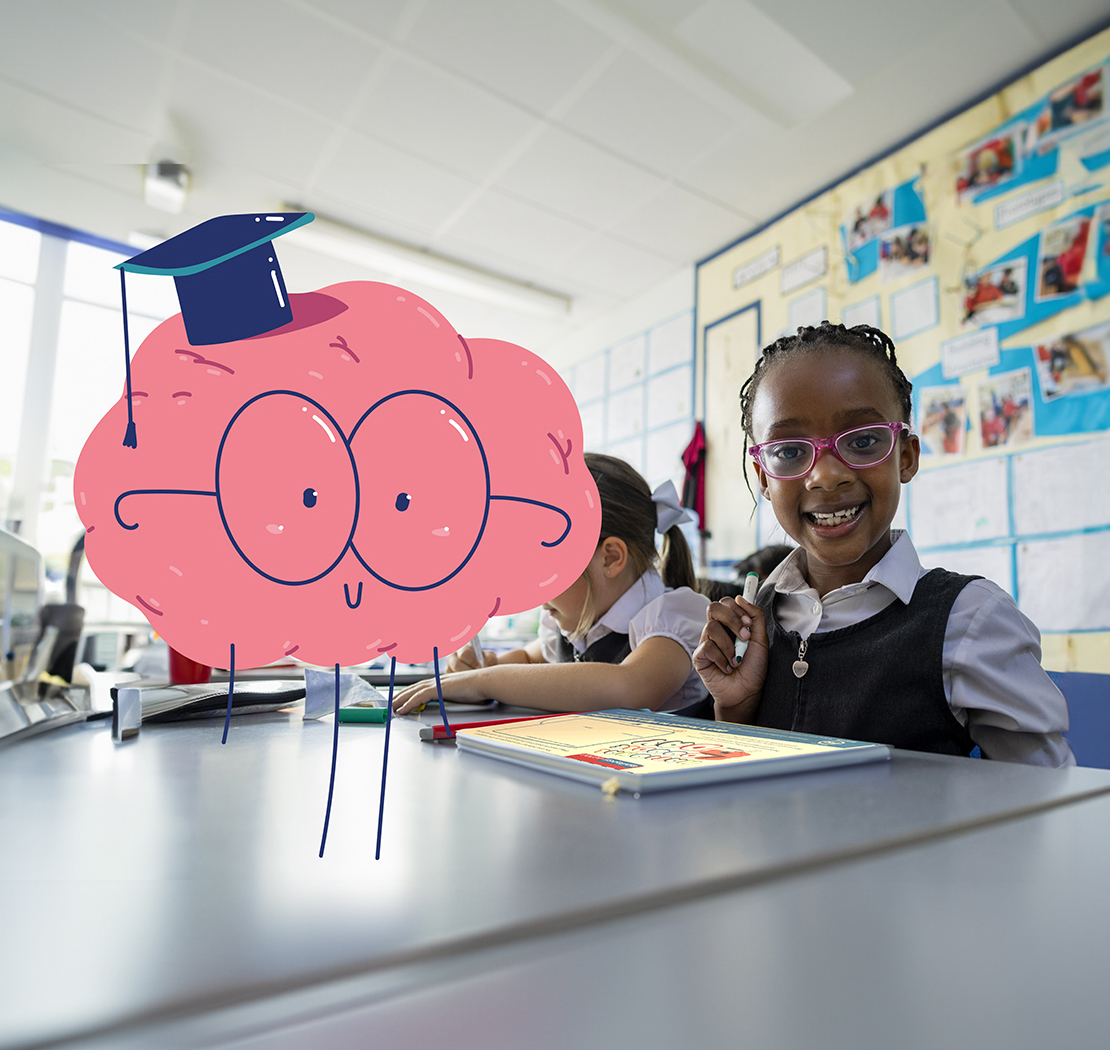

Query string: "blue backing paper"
[[842, 176, 927, 284], [969, 202, 1100, 341], [913, 345, 1110, 437]]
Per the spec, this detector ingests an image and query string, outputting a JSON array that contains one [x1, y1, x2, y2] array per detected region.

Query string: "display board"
[[696, 28, 1110, 673]]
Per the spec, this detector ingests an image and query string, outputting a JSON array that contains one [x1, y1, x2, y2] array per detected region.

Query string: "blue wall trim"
[[0, 205, 137, 258]]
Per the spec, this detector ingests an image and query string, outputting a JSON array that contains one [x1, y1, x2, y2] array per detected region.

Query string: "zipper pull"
[[792, 638, 809, 678]]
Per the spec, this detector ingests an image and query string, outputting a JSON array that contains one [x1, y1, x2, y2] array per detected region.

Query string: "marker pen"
[[469, 634, 485, 668], [734, 572, 760, 663]]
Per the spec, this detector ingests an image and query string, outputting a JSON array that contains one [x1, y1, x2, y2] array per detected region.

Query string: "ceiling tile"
[[312, 132, 482, 233], [305, 0, 416, 38], [0, 1, 167, 133], [1008, 0, 1110, 42], [404, 0, 614, 113], [163, 67, 335, 185], [353, 55, 540, 182], [0, 80, 152, 164], [438, 188, 594, 274], [557, 234, 677, 299], [676, 125, 792, 213], [675, 0, 853, 123], [496, 125, 666, 227], [744, 0, 976, 82], [608, 183, 753, 260], [558, 50, 745, 175], [180, 0, 379, 117], [76, 0, 181, 45]]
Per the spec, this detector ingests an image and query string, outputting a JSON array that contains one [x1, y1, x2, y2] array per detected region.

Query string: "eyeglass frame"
[[748, 421, 913, 481]]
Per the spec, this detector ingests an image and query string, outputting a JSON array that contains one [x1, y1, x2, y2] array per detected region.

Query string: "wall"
[[695, 28, 1110, 686]]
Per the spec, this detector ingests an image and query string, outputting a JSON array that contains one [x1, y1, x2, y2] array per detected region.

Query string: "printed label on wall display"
[[780, 246, 827, 294], [732, 246, 780, 290], [941, 327, 1000, 379], [890, 276, 938, 340], [841, 296, 881, 329], [994, 179, 1064, 229]]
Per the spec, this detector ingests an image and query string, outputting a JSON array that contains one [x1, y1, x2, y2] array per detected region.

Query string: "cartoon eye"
[[216, 392, 357, 585], [349, 391, 488, 590]]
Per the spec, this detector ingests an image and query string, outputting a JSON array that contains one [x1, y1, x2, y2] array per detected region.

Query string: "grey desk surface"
[[3, 706, 1110, 1050]]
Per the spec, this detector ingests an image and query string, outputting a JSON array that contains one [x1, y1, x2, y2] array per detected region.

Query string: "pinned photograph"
[[1034, 321, 1110, 401], [918, 385, 967, 456], [1029, 64, 1107, 152], [977, 368, 1034, 448], [955, 129, 1021, 200], [879, 224, 930, 282], [844, 190, 893, 252], [1035, 214, 1092, 300], [961, 257, 1027, 328]]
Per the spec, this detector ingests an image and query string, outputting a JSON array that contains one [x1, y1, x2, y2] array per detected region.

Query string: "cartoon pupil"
[[112, 387, 572, 592]]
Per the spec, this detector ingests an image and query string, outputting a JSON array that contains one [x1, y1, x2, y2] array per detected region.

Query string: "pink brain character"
[[75, 282, 600, 668]]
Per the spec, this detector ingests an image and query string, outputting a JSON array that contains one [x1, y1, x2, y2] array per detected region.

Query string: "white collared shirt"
[[762, 531, 1075, 767], [537, 570, 710, 711]]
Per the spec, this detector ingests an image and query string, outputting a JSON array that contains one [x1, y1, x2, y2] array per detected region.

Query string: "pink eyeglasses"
[[749, 422, 911, 480]]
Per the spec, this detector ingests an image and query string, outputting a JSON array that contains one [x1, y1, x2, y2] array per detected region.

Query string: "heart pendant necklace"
[[793, 639, 809, 678]]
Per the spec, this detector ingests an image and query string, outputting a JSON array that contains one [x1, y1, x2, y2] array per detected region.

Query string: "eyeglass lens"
[[760, 425, 896, 478]]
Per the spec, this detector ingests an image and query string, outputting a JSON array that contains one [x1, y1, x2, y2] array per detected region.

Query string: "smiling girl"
[[693, 322, 1073, 765], [393, 454, 710, 715]]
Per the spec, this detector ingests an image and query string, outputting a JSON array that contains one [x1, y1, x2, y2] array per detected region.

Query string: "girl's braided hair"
[[737, 321, 914, 499]]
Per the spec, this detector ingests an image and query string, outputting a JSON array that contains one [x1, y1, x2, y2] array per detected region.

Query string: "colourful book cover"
[[455, 710, 890, 793]]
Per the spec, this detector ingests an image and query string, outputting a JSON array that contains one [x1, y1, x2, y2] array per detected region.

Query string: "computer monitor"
[[0, 527, 43, 675]]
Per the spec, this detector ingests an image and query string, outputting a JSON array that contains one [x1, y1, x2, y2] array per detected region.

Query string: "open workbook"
[[455, 710, 890, 793]]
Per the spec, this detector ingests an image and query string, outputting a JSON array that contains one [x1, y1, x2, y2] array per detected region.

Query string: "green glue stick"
[[734, 572, 760, 662]]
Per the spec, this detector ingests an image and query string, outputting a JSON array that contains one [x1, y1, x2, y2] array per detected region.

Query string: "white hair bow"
[[651, 479, 692, 534]]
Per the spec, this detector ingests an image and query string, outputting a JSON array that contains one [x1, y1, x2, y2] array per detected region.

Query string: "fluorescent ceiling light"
[[283, 210, 571, 318]]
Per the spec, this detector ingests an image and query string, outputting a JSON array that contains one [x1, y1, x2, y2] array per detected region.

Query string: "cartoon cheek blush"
[[74, 212, 600, 806]]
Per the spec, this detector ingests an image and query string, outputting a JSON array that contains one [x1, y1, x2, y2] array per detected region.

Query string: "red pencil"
[[419, 712, 581, 742]]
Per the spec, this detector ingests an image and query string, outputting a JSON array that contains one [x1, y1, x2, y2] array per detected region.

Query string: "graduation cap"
[[115, 211, 314, 447]]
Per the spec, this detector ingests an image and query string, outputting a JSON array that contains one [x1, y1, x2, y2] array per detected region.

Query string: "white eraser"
[[113, 687, 142, 741]]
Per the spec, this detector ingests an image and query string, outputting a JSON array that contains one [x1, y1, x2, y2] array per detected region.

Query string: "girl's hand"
[[392, 669, 491, 715], [692, 596, 768, 723], [445, 646, 497, 673]]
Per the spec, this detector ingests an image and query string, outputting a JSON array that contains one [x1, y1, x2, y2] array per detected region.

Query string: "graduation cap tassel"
[[120, 268, 137, 448]]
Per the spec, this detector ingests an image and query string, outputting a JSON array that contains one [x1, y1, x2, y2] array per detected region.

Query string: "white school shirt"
[[537, 569, 710, 712], [762, 531, 1074, 767]]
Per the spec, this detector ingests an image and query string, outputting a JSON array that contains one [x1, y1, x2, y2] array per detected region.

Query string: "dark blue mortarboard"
[[114, 211, 314, 447]]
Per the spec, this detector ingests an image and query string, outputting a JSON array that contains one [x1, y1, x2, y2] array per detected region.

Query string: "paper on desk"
[[303, 669, 389, 720]]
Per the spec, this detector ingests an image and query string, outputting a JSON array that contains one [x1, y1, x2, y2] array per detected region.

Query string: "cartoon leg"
[[221, 642, 235, 744], [318, 662, 341, 859], [374, 656, 396, 862], [432, 646, 451, 732]]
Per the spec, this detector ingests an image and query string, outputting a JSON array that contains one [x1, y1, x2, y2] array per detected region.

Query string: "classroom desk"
[[3, 706, 1110, 1049]]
